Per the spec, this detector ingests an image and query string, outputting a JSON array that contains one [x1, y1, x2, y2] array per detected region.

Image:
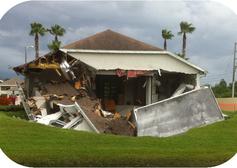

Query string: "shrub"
[[0, 105, 24, 111]]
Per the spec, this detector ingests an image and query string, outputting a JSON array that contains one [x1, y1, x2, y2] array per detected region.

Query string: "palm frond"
[[48, 40, 61, 53], [50, 24, 66, 37], [29, 22, 46, 36], [162, 29, 174, 40], [179, 21, 196, 34]]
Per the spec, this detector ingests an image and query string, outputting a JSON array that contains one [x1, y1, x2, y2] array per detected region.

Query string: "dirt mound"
[[105, 119, 136, 136]]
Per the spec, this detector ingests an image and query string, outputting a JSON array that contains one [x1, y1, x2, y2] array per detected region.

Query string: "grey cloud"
[[0, 0, 236, 85]]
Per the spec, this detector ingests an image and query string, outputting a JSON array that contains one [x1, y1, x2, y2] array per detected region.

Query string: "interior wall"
[[95, 75, 146, 106], [154, 72, 196, 101]]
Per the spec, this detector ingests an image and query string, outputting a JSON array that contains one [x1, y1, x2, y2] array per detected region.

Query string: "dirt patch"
[[105, 119, 136, 136], [77, 97, 136, 136], [43, 82, 79, 97], [76, 97, 108, 133]]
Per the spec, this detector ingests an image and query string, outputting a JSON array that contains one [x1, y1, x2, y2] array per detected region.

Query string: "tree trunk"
[[164, 39, 167, 50], [182, 32, 186, 58], [35, 33, 39, 58], [55, 35, 58, 42]]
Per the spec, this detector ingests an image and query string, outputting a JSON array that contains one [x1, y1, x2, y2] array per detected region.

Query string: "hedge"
[[0, 105, 24, 111]]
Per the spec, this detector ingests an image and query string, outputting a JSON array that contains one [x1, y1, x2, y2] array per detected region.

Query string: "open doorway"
[[95, 75, 146, 115]]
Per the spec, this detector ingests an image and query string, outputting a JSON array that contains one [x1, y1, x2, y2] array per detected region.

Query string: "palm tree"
[[162, 29, 174, 50], [178, 21, 195, 58], [29, 22, 46, 58], [48, 24, 65, 42], [48, 40, 61, 53]]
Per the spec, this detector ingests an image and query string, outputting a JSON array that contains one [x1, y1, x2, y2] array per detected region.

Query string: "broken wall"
[[134, 87, 224, 137], [152, 72, 196, 102]]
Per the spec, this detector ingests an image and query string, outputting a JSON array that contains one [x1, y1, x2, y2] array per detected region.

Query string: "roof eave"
[[60, 49, 206, 75]]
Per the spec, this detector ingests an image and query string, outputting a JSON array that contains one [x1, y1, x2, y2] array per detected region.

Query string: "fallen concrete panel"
[[56, 103, 100, 133], [63, 116, 82, 129], [73, 119, 95, 132], [37, 112, 63, 125], [134, 87, 224, 137]]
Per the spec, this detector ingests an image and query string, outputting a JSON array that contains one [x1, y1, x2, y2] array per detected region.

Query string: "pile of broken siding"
[[28, 80, 136, 136]]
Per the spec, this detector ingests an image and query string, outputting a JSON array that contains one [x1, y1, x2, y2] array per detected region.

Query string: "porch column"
[[146, 76, 152, 105]]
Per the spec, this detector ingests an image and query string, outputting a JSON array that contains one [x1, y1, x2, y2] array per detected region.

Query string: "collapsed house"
[[13, 29, 224, 137]]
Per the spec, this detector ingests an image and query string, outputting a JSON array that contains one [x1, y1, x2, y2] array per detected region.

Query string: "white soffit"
[[60, 49, 206, 75]]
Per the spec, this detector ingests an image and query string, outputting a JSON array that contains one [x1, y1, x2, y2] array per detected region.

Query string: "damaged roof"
[[63, 29, 163, 51]]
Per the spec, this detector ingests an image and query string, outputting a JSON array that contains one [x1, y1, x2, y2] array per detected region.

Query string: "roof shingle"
[[63, 29, 162, 51]]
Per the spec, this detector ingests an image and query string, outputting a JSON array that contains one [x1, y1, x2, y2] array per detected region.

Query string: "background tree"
[[178, 21, 195, 58], [162, 29, 174, 50], [29, 22, 46, 58], [211, 79, 232, 98], [47, 41, 61, 53], [48, 24, 65, 42], [47, 24, 65, 52]]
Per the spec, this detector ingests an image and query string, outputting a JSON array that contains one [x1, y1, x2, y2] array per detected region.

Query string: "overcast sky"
[[0, 0, 237, 85]]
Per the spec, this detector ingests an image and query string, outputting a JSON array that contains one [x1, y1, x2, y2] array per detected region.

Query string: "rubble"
[[20, 71, 136, 136]]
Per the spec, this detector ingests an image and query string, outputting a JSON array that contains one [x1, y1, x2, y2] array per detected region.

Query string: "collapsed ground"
[[0, 110, 236, 167]]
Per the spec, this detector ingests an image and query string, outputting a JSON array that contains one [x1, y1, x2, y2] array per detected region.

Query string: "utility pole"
[[232, 42, 237, 97], [24, 45, 34, 63]]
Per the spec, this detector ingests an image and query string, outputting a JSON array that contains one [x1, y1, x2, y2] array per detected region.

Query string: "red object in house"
[[127, 70, 137, 78], [116, 69, 126, 77], [127, 70, 146, 78], [136, 70, 146, 75]]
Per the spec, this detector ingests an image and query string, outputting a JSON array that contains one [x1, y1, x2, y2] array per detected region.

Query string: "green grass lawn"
[[0, 110, 237, 167]]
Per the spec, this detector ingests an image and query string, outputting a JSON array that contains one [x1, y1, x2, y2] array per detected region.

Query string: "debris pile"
[[21, 65, 136, 136], [77, 96, 136, 135], [27, 98, 41, 115]]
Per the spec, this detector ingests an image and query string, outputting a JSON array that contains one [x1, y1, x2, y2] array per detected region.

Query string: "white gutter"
[[60, 49, 206, 74]]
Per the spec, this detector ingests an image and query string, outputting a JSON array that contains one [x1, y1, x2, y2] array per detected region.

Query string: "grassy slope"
[[0, 111, 237, 167]]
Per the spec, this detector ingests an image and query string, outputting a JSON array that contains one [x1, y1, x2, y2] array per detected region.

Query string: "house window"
[[1, 86, 11, 91]]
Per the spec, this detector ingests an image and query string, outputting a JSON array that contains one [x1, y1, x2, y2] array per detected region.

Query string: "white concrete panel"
[[134, 87, 224, 137], [73, 119, 95, 132]]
